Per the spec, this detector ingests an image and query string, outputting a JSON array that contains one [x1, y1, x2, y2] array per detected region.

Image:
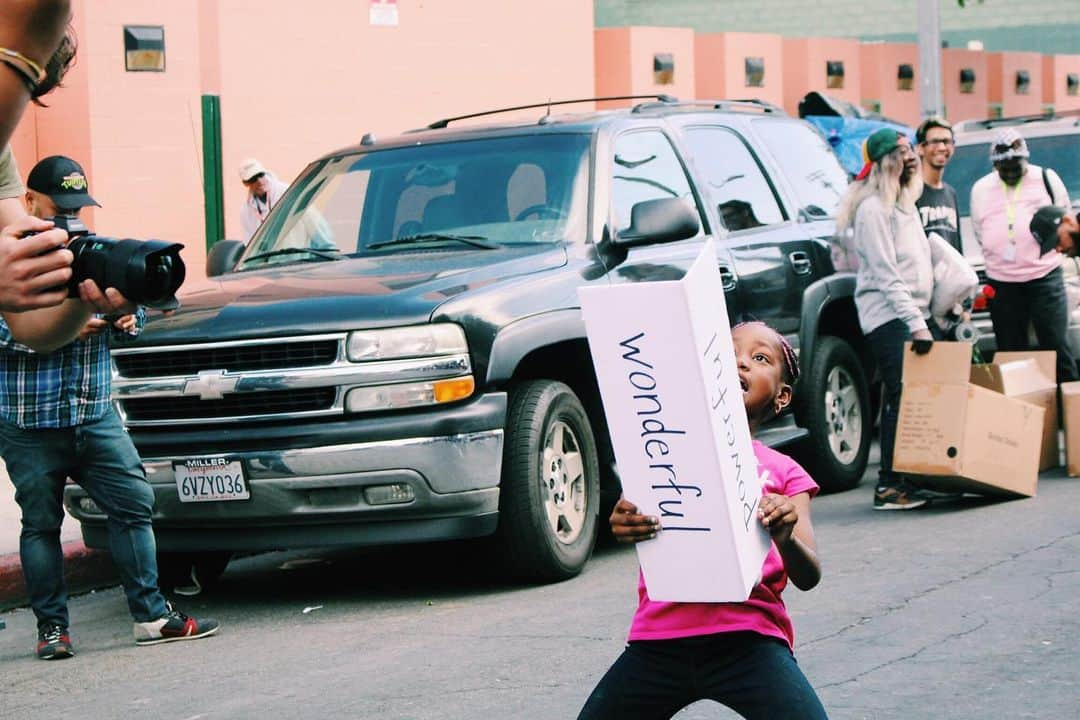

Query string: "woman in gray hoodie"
[[836, 128, 937, 511]]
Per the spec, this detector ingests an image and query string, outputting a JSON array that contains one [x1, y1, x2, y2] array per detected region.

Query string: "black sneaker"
[[37, 623, 75, 660], [873, 481, 932, 510], [134, 602, 219, 646]]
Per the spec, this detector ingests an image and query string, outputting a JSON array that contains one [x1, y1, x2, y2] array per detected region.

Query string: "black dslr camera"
[[52, 215, 186, 310]]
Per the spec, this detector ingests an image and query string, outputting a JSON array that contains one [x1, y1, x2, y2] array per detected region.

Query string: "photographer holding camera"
[[0, 155, 218, 660]]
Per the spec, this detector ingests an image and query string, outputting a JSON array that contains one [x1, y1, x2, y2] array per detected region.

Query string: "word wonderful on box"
[[579, 239, 769, 602]]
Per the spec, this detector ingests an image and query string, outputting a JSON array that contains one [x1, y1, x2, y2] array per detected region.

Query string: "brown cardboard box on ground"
[[893, 341, 1044, 497], [1061, 381, 1080, 476], [969, 350, 1058, 471]]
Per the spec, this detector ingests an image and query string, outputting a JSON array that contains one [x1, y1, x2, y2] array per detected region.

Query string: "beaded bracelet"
[[0, 47, 46, 95]]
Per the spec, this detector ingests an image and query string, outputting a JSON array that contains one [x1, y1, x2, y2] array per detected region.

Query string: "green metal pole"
[[201, 94, 224, 252]]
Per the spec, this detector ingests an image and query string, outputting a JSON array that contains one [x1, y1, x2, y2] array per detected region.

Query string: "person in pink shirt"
[[970, 127, 1076, 382], [577, 322, 826, 720]]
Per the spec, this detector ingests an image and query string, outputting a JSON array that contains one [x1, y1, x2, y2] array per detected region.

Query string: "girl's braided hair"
[[732, 321, 800, 384]]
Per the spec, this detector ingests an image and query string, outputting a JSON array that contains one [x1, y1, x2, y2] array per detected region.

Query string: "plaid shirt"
[[0, 308, 145, 428]]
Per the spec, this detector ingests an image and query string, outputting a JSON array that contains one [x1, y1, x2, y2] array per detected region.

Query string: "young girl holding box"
[[577, 321, 827, 720]]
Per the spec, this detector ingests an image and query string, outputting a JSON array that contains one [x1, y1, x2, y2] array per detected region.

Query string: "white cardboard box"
[[579, 240, 770, 602]]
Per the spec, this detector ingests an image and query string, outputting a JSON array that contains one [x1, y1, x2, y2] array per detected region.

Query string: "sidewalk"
[[0, 461, 118, 612]]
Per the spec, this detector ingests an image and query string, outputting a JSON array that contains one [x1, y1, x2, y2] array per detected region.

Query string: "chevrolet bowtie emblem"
[[182, 370, 238, 400]]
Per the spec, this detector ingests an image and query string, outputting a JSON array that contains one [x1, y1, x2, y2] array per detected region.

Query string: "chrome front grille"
[[111, 333, 473, 427], [114, 339, 338, 378], [121, 387, 338, 422]]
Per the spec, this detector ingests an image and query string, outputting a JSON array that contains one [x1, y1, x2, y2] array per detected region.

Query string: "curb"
[[0, 540, 119, 612]]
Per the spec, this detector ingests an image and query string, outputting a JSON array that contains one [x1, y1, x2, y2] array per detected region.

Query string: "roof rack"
[[630, 98, 786, 115], [954, 107, 1080, 133], [419, 95, 679, 130]]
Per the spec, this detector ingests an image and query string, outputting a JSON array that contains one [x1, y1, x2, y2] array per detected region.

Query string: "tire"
[[792, 335, 871, 493], [157, 550, 232, 595], [495, 380, 600, 583]]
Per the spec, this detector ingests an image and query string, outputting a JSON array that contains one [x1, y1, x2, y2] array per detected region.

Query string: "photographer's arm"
[[0, 0, 71, 149], [4, 280, 135, 353]]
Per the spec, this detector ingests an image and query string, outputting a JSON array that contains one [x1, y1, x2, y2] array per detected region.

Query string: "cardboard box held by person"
[[893, 341, 1043, 497], [969, 351, 1058, 471], [579, 239, 770, 603]]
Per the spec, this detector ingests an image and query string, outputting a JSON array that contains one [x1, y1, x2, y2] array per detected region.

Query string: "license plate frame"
[[173, 457, 250, 503]]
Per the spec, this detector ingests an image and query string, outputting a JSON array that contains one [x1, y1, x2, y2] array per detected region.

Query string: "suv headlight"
[[346, 324, 468, 361]]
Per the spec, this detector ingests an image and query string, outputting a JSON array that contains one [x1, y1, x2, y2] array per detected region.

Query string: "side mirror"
[[206, 239, 246, 277], [613, 197, 700, 248]]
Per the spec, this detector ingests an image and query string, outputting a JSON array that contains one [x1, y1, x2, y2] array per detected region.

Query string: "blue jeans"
[[577, 632, 828, 720], [0, 408, 167, 629]]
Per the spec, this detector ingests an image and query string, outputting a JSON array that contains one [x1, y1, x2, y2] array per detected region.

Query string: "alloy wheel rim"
[[540, 419, 587, 545], [823, 365, 862, 465]]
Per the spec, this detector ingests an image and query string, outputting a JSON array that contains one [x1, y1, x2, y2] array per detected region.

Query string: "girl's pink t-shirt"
[[627, 440, 819, 650]]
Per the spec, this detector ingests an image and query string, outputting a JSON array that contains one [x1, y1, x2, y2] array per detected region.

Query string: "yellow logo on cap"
[[59, 172, 87, 191]]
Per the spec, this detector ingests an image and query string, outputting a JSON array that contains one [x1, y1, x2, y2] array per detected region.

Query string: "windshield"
[[238, 134, 591, 269], [947, 133, 1080, 217]]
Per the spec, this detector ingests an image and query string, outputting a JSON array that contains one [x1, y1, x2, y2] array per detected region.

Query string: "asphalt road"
[[2, 462, 1078, 720]]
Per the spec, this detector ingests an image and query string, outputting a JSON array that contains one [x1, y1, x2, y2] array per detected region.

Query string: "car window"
[[683, 126, 784, 231], [1027, 135, 1080, 202], [948, 132, 1080, 218], [945, 142, 990, 218], [752, 118, 848, 220], [242, 134, 591, 267], [610, 130, 702, 234]]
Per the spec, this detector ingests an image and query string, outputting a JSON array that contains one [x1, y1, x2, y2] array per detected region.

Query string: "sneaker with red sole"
[[37, 623, 75, 660], [134, 602, 219, 646]]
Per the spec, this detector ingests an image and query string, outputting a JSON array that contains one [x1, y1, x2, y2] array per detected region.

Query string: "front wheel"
[[494, 380, 600, 583], [792, 336, 871, 493]]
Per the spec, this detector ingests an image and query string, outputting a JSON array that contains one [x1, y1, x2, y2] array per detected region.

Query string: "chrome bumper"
[[65, 429, 504, 551]]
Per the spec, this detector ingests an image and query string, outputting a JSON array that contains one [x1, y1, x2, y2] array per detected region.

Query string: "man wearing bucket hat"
[[238, 157, 287, 242], [837, 127, 946, 510], [970, 127, 1076, 383]]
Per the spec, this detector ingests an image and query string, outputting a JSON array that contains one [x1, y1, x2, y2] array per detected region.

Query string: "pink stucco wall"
[[782, 38, 861, 115], [942, 48, 989, 123], [594, 26, 695, 109], [212, 0, 596, 247], [695, 32, 784, 108], [859, 42, 919, 127], [997, 52, 1044, 117], [1042, 54, 1080, 113]]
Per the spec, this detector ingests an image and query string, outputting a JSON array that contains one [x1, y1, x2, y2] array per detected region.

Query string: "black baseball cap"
[[26, 155, 101, 210], [1030, 205, 1067, 255]]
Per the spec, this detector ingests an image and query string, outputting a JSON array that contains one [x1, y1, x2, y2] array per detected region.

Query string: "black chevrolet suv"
[[65, 97, 871, 585]]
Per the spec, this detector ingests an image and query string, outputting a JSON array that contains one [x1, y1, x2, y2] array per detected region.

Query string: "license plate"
[[173, 457, 250, 503]]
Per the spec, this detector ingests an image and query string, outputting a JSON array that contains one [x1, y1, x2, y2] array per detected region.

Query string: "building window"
[[745, 57, 765, 88], [959, 67, 976, 94], [1068, 73, 1079, 97], [897, 63, 914, 91], [653, 53, 675, 85], [825, 60, 844, 89], [1015, 70, 1030, 95], [124, 25, 165, 72]]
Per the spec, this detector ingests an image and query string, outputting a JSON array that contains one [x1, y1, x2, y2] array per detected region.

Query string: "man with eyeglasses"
[[915, 118, 962, 253], [238, 157, 287, 243], [970, 127, 1076, 383]]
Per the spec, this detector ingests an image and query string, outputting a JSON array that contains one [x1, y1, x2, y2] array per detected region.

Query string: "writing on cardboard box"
[[703, 330, 758, 533], [618, 331, 709, 533]]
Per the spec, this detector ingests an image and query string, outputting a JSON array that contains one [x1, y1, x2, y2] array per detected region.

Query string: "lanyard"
[[1001, 180, 1022, 244]]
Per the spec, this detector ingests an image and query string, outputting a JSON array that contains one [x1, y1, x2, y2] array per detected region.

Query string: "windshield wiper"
[[243, 247, 343, 264], [368, 233, 498, 250]]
